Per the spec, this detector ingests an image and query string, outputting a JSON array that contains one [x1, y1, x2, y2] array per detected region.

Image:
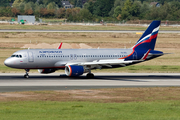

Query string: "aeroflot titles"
[[39, 51, 62, 53], [39, 50, 127, 54]]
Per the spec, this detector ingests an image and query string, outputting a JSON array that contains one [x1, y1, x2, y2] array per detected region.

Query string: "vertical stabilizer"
[[132, 20, 161, 50]]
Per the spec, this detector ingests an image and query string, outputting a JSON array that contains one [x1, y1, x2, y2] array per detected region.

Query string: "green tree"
[[33, 2, 41, 16], [93, 0, 115, 17], [159, 0, 165, 5], [0, 7, 13, 17], [24, 0, 36, 3], [47, 2, 57, 10], [78, 8, 92, 21], [19, 2, 25, 14], [130, 1, 140, 17], [76, 0, 82, 8], [114, 0, 124, 8], [55, 8, 66, 18], [158, 2, 170, 20], [122, 0, 132, 12], [38, 0, 62, 7], [109, 0, 124, 16], [139, 2, 150, 19], [65, 8, 72, 18], [121, 0, 132, 20], [24, 2, 32, 11], [113, 6, 121, 18], [51, 0, 62, 8], [87, 1, 94, 14], [83, 2, 89, 9], [140, 0, 144, 4], [0, 0, 9, 7], [24, 2, 33, 15]]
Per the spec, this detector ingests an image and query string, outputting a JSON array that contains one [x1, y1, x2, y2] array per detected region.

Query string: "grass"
[[42, 18, 65, 23], [1, 87, 180, 120], [94, 65, 180, 73], [0, 101, 180, 120]]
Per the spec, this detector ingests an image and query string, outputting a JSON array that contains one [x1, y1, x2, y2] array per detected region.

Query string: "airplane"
[[4, 20, 163, 78]]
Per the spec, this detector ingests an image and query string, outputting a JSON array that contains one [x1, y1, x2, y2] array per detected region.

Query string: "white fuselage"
[[4, 48, 134, 69]]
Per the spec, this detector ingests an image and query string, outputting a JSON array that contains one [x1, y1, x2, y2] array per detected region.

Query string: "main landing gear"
[[24, 69, 30, 78], [86, 70, 94, 79], [85, 67, 94, 78], [86, 73, 94, 78]]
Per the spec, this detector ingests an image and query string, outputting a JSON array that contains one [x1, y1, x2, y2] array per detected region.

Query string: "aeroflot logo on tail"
[[39, 51, 62, 53]]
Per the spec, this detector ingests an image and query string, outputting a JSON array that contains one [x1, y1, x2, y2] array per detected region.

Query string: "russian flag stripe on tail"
[[132, 21, 161, 50], [141, 49, 151, 60]]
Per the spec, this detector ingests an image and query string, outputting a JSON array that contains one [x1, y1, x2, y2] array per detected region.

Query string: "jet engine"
[[65, 65, 85, 76], [38, 69, 56, 74]]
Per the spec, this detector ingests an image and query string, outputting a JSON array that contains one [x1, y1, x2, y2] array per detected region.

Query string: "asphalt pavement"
[[0, 73, 180, 92]]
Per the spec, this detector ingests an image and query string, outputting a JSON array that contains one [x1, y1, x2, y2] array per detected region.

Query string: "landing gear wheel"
[[24, 69, 30, 79], [24, 75, 29, 78], [86, 73, 94, 78]]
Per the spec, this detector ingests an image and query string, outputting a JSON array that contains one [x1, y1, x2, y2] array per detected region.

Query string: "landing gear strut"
[[24, 69, 30, 78]]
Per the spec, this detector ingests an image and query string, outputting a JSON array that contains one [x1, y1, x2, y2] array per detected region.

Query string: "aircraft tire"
[[24, 75, 29, 79], [86, 73, 94, 79]]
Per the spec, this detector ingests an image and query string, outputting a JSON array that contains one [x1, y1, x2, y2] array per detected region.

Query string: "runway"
[[0, 29, 180, 33], [0, 73, 180, 92]]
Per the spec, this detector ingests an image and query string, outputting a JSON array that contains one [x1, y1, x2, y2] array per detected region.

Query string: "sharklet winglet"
[[57, 43, 63, 49]]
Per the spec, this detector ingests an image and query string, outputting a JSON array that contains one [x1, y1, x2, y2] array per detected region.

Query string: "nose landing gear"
[[24, 69, 30, 78]]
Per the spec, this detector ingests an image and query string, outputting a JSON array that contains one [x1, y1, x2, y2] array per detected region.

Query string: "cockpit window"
[[11, 55, 16, 57], [11, 54, 22, 58]]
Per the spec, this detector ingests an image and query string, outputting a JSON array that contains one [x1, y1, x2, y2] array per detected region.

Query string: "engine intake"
[[38, 69, 56, 74], [65, 65, 84, 76]]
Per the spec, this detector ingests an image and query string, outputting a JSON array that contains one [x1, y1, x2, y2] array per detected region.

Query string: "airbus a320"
[[4, 20, 163, 78]]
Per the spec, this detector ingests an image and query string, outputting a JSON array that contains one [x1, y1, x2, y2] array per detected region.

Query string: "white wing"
[[66, 59, 142, 69]]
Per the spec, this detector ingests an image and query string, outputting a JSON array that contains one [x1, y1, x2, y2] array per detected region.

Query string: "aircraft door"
[[133, 51, 137, 60], [70, 54, 73, 60], [28, 51, 34, 62], [74, 54, 77, 60], [70, 54, 77, 60]]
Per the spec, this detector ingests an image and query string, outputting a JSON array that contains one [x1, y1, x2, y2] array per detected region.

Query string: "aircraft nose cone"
[[4, 58, 12, 67]]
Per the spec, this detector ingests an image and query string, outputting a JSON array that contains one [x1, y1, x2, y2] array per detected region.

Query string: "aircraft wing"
[[66, 59, 142, 68]]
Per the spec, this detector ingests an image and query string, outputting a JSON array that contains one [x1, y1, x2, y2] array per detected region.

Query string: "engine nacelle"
[[65, 65, 84, 76], [38, 69, 56, 74]]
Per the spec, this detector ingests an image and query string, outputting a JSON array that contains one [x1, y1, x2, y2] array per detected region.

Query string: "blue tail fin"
[[132, 20, 161, 50]]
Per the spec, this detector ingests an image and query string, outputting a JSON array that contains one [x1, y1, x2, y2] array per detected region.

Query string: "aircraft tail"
[[132, 20, 161, 51]]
